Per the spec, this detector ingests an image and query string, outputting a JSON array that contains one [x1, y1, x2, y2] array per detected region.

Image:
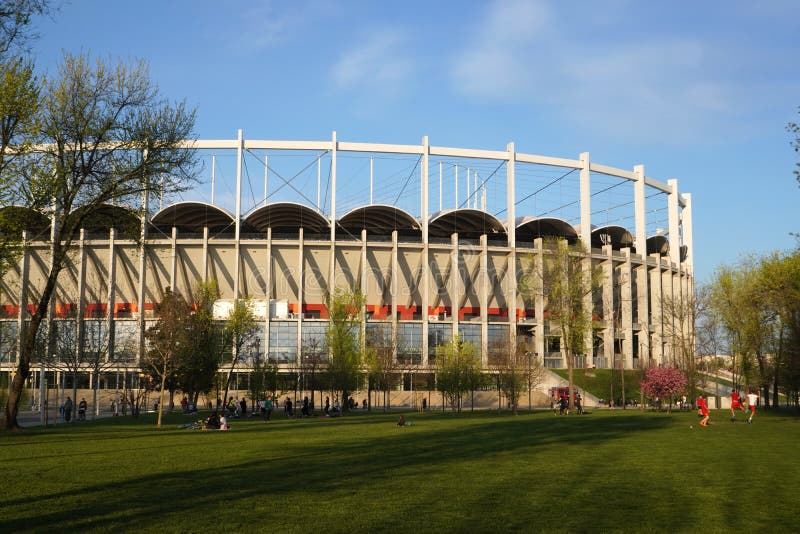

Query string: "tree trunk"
[[93, 371, 99, 418], [157, 360, 167, 428]]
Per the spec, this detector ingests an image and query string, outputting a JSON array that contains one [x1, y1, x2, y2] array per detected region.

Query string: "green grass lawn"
[[553, 368, 644, 403], [2, 408, 799, 533]]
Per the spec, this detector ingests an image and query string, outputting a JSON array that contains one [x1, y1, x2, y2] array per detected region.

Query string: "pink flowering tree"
[[640, 367, 688, 412]]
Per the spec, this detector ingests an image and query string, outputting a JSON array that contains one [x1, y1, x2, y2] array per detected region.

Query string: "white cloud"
[[448, 0, 770, 143], [236, 1, 332, 50], [330, 28, 414, 98]]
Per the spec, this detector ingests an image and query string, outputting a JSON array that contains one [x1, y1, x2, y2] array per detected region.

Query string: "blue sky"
[[31, 0, 800, 282]]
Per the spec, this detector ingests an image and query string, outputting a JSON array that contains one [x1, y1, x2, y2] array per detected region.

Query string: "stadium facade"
[[0, 132, 694, 395]]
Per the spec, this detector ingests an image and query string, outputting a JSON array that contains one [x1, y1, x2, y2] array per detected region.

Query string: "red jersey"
[[731, 392, 740, 403]]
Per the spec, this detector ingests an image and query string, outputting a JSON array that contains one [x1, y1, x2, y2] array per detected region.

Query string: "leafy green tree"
[[528, 238, 602, 409], [435, 334, 480, 412], [491, 338, 545, 415], [176, 281, 222, 407], [0, 1, 48, 274], [364, 323, 399, 411], [758, 251, 800, 407], [2, 52, 197, 430], [325, 288, 365, 412], [220, 298, 257, 412], [143, 288, 190, 428], [789, 107, 800, 189]]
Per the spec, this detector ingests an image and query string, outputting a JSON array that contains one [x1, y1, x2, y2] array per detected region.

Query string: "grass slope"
[[1, 409, 799, 533], [553, 368, 643, 403]]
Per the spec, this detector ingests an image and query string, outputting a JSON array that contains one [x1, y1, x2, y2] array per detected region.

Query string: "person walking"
[[264, 395, 273, 421], [63, 396, 73, 422], [78, 398, 88, 421], [697, 394, 710, 427], [746, 390, 759, 424]]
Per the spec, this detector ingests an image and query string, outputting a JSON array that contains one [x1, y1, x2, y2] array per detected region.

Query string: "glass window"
[[397, 323, 422, 364], [0, 321, 18, 363], [428, 323, 451, 363], [269, 321, 297, 363]]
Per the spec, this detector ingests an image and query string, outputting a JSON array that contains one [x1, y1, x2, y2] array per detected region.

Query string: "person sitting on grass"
[[219, 413, 229, 430], [204, 411, 220, 430], [397, 415, 405, 427]]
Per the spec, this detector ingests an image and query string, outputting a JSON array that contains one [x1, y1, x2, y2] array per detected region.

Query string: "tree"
[[176, 281, 222, 407], [758, 251, 800, 408], [528, 238, 602, 410], [491, 337, 545, 415], [789, 107, 800, 189], [325, 288, 364, 412], [0, 1, 48, 273], [364, 323, 399, 412], [300, 338, 327, 413], [2, 52, 197, 430], [220, 298, 257, 412], [661, 289, 700, 406], [435, 334, 479, 412], [640, 366, 687, 412], [143, 288, 189, 428]]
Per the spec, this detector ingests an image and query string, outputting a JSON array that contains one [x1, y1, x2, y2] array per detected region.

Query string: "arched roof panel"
[[515, 216, 578, 242], [0, 206, 50, 236], [151, 201, 236, 234], [337, 204, 420, 236], [428, 209, 507, 239], [646, 235, 669, 256], [590, 225, 634, 250], [245, 202, 330, 234]]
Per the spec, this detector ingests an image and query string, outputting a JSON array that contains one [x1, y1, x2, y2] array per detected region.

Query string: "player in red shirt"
[[697, 394, 710, 427], [730, 390, 745, 421]]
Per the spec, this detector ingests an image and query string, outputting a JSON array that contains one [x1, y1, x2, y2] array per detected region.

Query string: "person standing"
[[78, 398, 88, 421], [324, 397, 330, 415], [697, 394, 710, 427], [64, 396, 73, 422], [264, 395, 273, 421], [240, 397, 247, 417], [730, 390, 745, 421], [746, 390, 759, 424], [181, 396, 188, 414]]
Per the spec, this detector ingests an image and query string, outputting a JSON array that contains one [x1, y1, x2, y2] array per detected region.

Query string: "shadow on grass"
[[0, 411, 682, 532]]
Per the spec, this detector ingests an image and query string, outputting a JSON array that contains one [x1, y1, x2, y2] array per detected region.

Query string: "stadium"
[[0, 132, 693, 405]]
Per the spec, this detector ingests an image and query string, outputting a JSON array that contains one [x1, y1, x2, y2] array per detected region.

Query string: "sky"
[[28, 0, 800, 283]]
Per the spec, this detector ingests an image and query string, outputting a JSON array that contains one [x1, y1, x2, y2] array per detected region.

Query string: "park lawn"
[[1, 409, 799, 533], [553, 368, 644, 403]]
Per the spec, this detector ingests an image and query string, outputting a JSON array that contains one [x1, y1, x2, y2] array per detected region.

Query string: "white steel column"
[[682, 193, 693, 272], [480, 234, 488, 365], [75, 230, 86, 365], [391, 230, 398, 360], [648, 254, 663, 366], [169, 226, 177, 291], [661, 265, 674, 364], [633, 165, 647, 255], [264, 156, 269, 206], [579, 152, 591, 246], [317, 157, 321, 210], [602, 245, 614, 369], [438, 161, 443, 212], [202, 227, 209, 281], [234, 129, 243, 300], [329, 131, 337, 295], [533, 238, 545, 363], [264, 227, 272, 359], [16, 231, 29, 364], [137, 170, 149, 362], [506, 143, 517, 350], [297, 227, 304, 362], [621, 249, 634, 369], [451, 232, 459, 340], [421, 136, 430, 367], [210, 154, 216, 205], [667, 179, 680, 267], [369, 156, 374, 205], [106, 228, 116, 359], [361, 228, 367, 346]]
